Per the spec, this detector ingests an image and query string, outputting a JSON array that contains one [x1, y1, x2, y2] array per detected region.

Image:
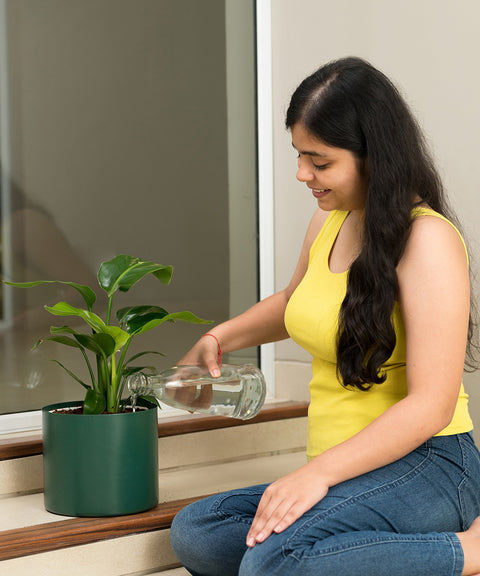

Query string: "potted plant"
[[5, 255, 210, 516]]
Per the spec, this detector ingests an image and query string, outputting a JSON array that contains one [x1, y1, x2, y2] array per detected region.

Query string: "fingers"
[[191, 384, 213, 409], [205, 358, 221, 378], [246, 486, 303, 547], [245, 470, 330, 548], [200, 335, 222, 377], [177, 336, 221, 377]]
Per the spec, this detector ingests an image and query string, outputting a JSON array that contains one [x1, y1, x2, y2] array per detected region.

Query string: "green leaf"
[[122, 365, 151, 377], [122, 363, 162, 378], [83, 389, 106, 414], [124, 350, 165, 366], [44, 302, 106, 332], [116, 305, 169, 325], [31, 339, 43, 351], [141, 395, 161, 409], [124, 311, 172, 334], [4, 280, 96, 311], [102, 326, 130, 352], [50, 360, 91, 390], [98, 255, 173, 297], [129, 310, 211, 336], [52, 322, 129, 353], [37, 335, 87, 350], [50, 325, 79, 335], [96, 354, 110, 394], [44, 332, 97, 390], [74, 333, 116, 357]]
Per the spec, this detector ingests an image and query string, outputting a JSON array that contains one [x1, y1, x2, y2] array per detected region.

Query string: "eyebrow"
[[291, 143, 328, 157]]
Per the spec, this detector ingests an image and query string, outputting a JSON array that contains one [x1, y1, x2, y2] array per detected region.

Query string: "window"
[[0, 0, 261, 426]]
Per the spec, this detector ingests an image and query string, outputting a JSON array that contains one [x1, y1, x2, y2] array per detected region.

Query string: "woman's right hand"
[[177, 333, 221, 378]]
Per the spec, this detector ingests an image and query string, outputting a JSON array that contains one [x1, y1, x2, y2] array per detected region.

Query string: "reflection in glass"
[[0, 0, 257, 416]]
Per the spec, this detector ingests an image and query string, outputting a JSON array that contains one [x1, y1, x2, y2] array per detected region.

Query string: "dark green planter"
[[42, 400, 159, 517]]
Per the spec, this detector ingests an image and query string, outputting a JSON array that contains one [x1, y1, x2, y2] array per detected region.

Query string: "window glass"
[[0, 0, 258, 415]]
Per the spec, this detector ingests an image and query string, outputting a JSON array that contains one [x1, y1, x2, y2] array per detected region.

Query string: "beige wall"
[[271, 0, 480, 442]]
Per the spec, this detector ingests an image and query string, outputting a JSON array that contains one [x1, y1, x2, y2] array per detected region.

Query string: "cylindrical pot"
[[42, 400, 159, 517]]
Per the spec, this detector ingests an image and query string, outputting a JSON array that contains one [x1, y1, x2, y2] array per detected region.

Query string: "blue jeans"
[[171, 433, 480, 576]]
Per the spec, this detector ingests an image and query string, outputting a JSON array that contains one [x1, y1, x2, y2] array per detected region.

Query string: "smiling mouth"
[[311, 188, 331, 198]]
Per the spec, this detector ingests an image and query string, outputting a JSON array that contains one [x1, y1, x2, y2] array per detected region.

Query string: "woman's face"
[[291, 123, 369, 213]]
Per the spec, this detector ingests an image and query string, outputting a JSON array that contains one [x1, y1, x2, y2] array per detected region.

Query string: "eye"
[[313, 163, 329, 171]]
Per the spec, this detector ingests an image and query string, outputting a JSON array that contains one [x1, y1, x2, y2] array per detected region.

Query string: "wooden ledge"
[[0, 495, 206, 561], [155, 400, 308, 436], [0, 401, 308, 461]]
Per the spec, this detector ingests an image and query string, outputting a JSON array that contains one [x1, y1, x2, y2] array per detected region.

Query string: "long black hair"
[[286, 56, 478, 390]]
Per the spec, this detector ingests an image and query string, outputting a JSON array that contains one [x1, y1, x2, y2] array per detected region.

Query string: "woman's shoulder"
[[410, 207, 467, 256], [398, 206, 469, 279]]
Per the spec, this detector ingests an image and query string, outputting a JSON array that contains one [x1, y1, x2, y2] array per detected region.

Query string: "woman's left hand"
[[246, 464, 329, 547]]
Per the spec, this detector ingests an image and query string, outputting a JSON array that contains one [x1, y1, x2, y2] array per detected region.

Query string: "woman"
[[170, 57, 480, 576]]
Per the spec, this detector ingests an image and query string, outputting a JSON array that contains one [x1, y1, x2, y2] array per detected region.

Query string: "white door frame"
[[256, 0, 275, 395]]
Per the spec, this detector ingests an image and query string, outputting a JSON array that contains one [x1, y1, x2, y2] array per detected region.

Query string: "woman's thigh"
[[265, 433, 480, 548], [240, 433, 480, 575], [293, 433, 474, 537]]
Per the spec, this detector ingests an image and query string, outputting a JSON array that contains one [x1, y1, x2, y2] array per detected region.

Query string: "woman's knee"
[[170, 504, 198, 561], [171, 496, 253, 576], [239, 546, 273, 576], [171, 502, 216, 574], [239, 538, 292, 576]]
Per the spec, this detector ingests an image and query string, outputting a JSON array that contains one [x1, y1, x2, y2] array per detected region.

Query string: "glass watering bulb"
[[127, 364, 266, 420]]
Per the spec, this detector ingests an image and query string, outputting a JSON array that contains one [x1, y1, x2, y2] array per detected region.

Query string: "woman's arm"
[[246, 214, 471, 546], [178, 208, 329, 375]]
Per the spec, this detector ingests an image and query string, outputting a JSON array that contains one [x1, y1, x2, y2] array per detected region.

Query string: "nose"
[[296, 156, 314, 182]]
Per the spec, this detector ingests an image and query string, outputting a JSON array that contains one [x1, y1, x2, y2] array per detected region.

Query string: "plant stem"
[[108, 355, 117, 413], [97, 355, 108, 395], [81, 348, 97, 390], [116, 338, 133, 407], [106, 294, 113, 326]]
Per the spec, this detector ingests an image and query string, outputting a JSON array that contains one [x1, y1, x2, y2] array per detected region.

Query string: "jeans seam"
[[283, 446, 433, 557], [445, 532, 465, 576], [457, 435, 469, 530], [212, 488, 265, 525], [288, 534, 458, 559]]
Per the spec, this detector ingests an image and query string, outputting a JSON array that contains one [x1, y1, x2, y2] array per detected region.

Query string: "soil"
[[51, 406, 142, 415]]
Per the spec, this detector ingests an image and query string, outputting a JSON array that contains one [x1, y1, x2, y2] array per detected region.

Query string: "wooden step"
[[0, 452, 306, 574], [0, 401, 308, 461], [0, 495, 202, 562], [151, 569, 189, 575], [0, 404, 308, 576]]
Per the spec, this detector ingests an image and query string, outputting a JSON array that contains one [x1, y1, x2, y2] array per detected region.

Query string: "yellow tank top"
[[284, 208, 473, 460]]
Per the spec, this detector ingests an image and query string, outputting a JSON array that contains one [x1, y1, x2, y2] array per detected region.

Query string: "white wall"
[[271, 0, 480, 442]]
